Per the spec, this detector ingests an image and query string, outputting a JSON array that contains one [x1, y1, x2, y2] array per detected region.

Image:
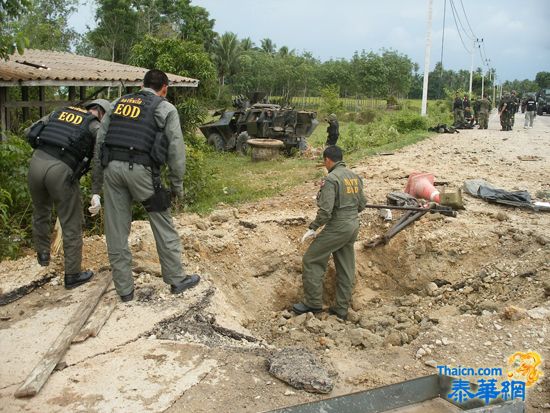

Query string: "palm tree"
[[240, 37, 254, 51], [211, 32, 242, 95], [260, 38, 276, 54]]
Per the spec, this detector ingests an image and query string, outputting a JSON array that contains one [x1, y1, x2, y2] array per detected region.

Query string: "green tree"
[[535, 71, 550, 89], [12, 0, 79, 51], [240, 37, 254, 51], [130, 35, 217, 100], [0, 0, 31, 58], [211, 32, 241, 90], [260, 38, 276, 54], [87, 0, 138, 62]]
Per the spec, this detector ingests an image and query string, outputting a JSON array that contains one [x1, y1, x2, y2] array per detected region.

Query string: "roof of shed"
[[0, 49, 199, 88]]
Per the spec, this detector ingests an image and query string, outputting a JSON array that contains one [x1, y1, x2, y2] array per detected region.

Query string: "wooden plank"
[[14, 273, 112, 398], [72, 291, 117, 343], [38, 86, 45, 117]]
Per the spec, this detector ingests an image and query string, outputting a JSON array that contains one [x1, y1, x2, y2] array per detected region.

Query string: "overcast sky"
[[69, 0, 550, 83]]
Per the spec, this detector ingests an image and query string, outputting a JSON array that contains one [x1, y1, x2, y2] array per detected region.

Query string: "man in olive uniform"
[[498, 93, 512, 131], [524, 94, 537, 128], [453, 93, 464, 127], [25, 99, 110, 288], [325, 113, 339, 146], [91, 69, 200, 302], [477, 94, 491, 129], [292, 146, 366, 320]]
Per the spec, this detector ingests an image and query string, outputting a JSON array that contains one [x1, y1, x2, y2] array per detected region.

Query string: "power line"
[[449, 0, 474, 42], [448, 0, 471, 53], [458, 0, 477, 39]]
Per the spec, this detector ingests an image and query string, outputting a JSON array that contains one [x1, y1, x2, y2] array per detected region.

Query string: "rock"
[[195, 221, 208, 231], [404, 325, 420, 340], [535, 234, 548, 246], [281, 310, 293, 319], [425, 282, 439, 297], [527, 307, 550, 320], [397, 294, 421, 306], [496, 212, 509, 221], [484, 341, 492, 346], [362, 331, 384, 348], [284, 390, 295, 396], [305, 317, 324, 334], [359, 315, 396, 331], [442, 337, 450, 346], [347, 308, 360, 323], [462, 286, 474, 294], [544, 281, 550, 298], [415, 348, 427, 358], [477, 300, 499, 313], [211, 230, 225, 238], [384, 331, 402, 346], [503, 305, 528, 321], [267, 347, 334, 394], [424, 360, 438, 368], [289, 330, 308, 341], [349, 328, 366, 346], [292, 314, 308, 325], [210, 211, 232, 223]]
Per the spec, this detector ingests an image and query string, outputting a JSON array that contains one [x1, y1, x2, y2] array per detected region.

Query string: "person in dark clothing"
[[453, 94, 464, 127], [25, 99, 109, 289], [325, 113, 339, 146]]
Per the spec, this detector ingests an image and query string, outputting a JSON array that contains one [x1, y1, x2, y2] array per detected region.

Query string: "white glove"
[[88, 194, 101, 216], [301, 229, 316, 243]]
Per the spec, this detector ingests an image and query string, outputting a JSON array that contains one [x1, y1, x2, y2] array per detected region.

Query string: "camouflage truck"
[[199, 97, 318, 155]]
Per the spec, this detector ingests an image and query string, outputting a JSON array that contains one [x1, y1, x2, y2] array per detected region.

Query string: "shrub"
[[0, 134, 33, 259], [390, 111, 429, 133]]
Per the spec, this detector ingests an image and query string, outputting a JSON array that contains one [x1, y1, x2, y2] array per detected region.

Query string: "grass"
[[185, 152, 324, 213], [187, 103, 447, 213]]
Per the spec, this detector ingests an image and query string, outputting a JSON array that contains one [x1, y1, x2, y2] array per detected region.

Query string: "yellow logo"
[[114, 103, 141, 118], [507, 351, 543, 387], [344, 178, 359, 194], [58, 111, 83, 125]]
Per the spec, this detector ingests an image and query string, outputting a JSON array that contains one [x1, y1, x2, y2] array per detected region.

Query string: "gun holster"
[[141, 168, 170, 212]]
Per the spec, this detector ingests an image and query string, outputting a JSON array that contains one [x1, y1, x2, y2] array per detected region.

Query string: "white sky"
[[69, 0, 550, 83]]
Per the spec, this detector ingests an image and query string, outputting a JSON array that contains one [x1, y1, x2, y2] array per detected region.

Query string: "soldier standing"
[[25, 99, 110, 288], [524, 94, 537, 128], [477, 94, 491, 130], [498, 93, 512, 131], [91, 69, 200, 302], [293, 146, 366, 320], [453, 93, 464, 127], [325, 113, 339, 146]]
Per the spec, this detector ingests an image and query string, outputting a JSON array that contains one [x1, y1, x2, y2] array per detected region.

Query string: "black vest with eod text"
[[38, 106, 97, 160], [104, 92, 164, 154]]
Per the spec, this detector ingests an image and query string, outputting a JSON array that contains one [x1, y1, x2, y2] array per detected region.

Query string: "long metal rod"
[[362, 203, 457, 217]]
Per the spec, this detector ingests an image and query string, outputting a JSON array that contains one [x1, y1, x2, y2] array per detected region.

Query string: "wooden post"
[[14, 273, 113, 398], [38, 86, 45, 117], [79, 86, 87, 101], [22, 87, 30, 121], [68, 86, 76, 103]]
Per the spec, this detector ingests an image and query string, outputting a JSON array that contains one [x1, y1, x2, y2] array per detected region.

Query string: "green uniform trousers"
[[302, 217, 359, 316], [103, 160, 186, 296], [28, 149, 83, 274], [478, 112, 489, 129]]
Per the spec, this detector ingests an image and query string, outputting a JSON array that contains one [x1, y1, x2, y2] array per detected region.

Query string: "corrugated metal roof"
[[0, 49, 199, 87]]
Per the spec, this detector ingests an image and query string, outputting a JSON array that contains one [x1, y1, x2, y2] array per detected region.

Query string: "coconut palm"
[[240, 37, 254, 51], [260, 38, 276, 54], [211, 31, 242, 95]]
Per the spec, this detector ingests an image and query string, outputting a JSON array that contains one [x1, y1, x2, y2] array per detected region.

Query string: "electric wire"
[[449, 0, 474, 41], [458, 0, 477, 39], [448, 0, 472, 53]]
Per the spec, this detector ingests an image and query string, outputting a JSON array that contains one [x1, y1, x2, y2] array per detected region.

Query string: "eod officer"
[[25, 99, 110, 288]]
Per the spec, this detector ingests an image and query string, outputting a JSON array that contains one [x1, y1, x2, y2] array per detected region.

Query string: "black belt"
[[106, 147, 154, 168], [37, 144, 79, 170]]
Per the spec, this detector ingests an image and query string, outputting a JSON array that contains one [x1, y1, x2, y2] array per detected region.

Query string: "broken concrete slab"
[[267, 347, 334, 394], [0, 340, 216, 413]]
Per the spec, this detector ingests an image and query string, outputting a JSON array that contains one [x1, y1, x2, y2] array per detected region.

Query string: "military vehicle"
[[199, 95, 318, 155], [536, 88, 550, 115]]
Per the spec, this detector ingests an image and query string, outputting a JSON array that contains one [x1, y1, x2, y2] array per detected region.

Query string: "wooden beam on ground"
[[72, 290, 117, 343], [51, 218, 62, 256], [14, 272, 113, 398]]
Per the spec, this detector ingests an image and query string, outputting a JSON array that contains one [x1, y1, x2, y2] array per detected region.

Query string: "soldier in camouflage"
[[292, 146, 366, 320], [477, 94, 491, 129]]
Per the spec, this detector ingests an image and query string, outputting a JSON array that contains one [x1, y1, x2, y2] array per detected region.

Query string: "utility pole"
[[468, 38, 475, 97], [421, 0, 433, 116]]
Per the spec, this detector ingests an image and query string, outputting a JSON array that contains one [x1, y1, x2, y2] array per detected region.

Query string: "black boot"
[[37, 252, 50, 266], [171, 274, 200, 294], [64, 270, 94, 290]]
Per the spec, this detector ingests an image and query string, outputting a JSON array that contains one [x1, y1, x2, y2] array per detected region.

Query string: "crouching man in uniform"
[[90, 69, 200, 302], [293, 146, 366, 320], [25, 99, 110, 288]]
